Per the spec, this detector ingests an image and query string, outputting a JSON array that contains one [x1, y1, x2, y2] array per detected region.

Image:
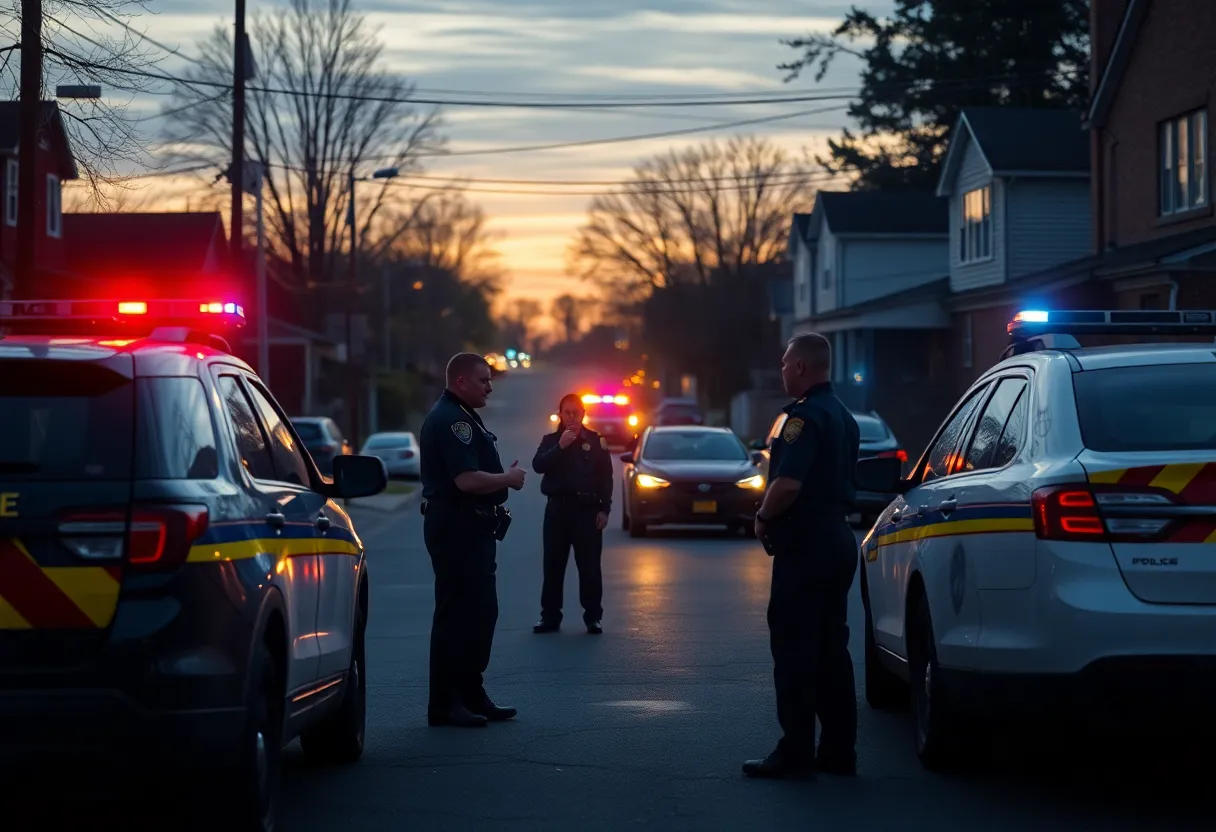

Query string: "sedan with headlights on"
[[620, 425, 765, 537], [361, 431, 420, 478]]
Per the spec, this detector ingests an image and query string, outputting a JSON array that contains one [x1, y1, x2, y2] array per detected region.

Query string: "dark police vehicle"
[[0, 298, 388, 829]]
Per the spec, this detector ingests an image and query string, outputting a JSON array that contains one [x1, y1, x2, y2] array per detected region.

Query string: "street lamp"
[[345, 165, 399, 446]]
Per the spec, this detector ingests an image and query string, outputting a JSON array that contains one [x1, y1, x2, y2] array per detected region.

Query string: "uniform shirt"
[[768, 382, 860, 520], [531, 426, 613, 513], [419, 389, 507, 505]]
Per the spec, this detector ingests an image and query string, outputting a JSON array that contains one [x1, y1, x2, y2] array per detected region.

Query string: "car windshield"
[[1074, 364, 1216, 452], [293, 421, 324, 441], [364, 434, 412, 450], [0, 361, 134, 481], [643, 431, 746, 461], [855, 416, 889, 442]]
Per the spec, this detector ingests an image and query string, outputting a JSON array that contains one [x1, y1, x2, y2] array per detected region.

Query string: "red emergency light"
[[0, 298, 246, 329]]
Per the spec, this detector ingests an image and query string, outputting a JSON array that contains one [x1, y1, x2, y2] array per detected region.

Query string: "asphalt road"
[[274, 364, 1210, 831]]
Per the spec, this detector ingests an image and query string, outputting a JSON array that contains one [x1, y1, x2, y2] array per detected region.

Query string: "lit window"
[[1160, 109, 1207, 216], [46, 174, 62, 238], [959, 185, 992, 264]]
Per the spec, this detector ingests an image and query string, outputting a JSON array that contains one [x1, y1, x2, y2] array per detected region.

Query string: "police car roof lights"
[[1008, 308, 1216, 338], [0, 298, 247, 351]]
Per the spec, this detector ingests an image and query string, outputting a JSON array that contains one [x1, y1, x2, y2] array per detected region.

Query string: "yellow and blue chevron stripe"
[[187, 520, 361, 564], [865, 502, 1034, 561]]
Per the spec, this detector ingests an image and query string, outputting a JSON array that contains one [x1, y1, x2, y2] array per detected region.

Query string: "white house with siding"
[[936, 107, 1092, 293]]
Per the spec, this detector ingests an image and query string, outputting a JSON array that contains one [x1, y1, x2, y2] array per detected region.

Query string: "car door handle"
[[890, 508, 903, 523], [939, 498, 958, 514], [265, 511, 286, 529], [315, 513, 332, 532]]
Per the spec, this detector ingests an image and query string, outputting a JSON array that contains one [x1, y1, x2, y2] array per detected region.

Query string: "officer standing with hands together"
[[420, 352, 525, 728], [744, 333, 861, 779], [531, 393, 613, 635]]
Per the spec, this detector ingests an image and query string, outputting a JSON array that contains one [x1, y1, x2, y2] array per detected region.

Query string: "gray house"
[[936, 107, 1092, 293]]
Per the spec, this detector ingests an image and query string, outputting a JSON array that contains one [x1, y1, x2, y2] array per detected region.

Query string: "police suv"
[[0, 299, 388, 828], [855, 309, 1216, 770]]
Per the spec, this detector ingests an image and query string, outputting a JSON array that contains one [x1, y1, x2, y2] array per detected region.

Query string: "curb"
[[345, 489, 421, 513]]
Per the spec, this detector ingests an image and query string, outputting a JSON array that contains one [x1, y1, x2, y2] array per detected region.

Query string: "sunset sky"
[[47, 0, 892, 309]]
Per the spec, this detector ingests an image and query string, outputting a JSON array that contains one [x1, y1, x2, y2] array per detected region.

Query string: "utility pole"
[[346, 171, 360, 449], [15, 0, 43, 299], [230, 0, 248, 266]]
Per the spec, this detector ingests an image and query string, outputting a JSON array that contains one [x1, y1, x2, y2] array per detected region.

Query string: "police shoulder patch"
[[782, 417, 804, 444], [600, 437, 608, 450], [451, 421, 473, 444]]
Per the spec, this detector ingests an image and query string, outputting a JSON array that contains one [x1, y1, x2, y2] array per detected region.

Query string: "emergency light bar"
[[0, 298, 246, 330], [581, 393, 629, 405], [1008, 309, 1216, 339]]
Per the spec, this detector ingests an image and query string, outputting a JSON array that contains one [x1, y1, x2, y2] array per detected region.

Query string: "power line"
[[370, 170, 849, 198], [383, 169, 847, 187]]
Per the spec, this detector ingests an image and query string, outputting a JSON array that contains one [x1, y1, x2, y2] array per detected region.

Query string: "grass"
[[384, 480, 417, 495]]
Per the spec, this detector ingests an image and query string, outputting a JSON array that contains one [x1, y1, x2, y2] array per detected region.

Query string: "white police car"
[[855, 309, 1216, 770]]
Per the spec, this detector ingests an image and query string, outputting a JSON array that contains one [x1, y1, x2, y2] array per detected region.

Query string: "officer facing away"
[[531, 393, 613, 634], [744, 333, 861, 779], [419, 352, 526, 728]]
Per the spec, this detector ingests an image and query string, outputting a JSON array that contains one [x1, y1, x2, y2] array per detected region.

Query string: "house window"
[[1160, 109, 1207, 215], [822, 267, 832, 290], [959, 186, 992, 264], [46, 174, 61, 238], [4, 159, 16, 227], [961, 314, 974, 369]]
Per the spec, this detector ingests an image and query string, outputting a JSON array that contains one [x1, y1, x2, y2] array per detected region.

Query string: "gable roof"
[[786, 212, 815, 258], [813, 190, 949, 236], [936, 107, 1089, 196], [1087, 0, 1151, 129], [63, 212, 228, 278], [0, 100, 79, 179]]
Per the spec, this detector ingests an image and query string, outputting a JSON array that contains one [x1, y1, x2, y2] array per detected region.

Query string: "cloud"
[[571, 66, 782, 91]]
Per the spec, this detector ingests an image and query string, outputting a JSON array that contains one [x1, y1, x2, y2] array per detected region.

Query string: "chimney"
[[1091, 0, 1132, 96]]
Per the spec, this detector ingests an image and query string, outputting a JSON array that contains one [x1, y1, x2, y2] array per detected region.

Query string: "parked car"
[[652, 397, 704, 426], [751, 409, 905, 527], [361, 431, 420, 478], [291, 417, 352, 475], [620, 425, 765, 537]]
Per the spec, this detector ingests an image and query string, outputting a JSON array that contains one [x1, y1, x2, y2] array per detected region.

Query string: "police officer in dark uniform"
[[743, 332, 861, 779], [420, 352, 526, 728], [531, 393, 613, 635]]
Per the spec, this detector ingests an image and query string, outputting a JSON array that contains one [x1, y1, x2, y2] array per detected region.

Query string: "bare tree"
[[550, 293, 594, 343], [159, 0, 444, 290], [2, 0, 165, 195], [571, 135, 816, 296], [379, 190, 502, 292]]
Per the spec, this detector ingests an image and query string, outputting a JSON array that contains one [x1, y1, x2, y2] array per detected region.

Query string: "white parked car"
[[856, 308, 1216, 771], [361, 431, 420, 478]]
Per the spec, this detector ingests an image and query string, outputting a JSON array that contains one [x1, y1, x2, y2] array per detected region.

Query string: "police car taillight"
[[56, 505, 209, 571], [1031, 485, 1177, 542]]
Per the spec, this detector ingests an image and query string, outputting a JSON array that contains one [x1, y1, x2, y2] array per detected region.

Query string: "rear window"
[[855, 416, 889, 442], [293, 421, 324, 441], [134, 377, 219, 479], [1074, 364, 1216, 451], [365, 434, 413, 450], [0, 361, 134, 481]]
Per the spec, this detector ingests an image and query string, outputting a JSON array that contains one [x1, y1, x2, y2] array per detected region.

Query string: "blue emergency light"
[[1008, 308, 1216, 338]]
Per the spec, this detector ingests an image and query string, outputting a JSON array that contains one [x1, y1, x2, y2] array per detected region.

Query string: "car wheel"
[[629, 518, 648, 538], [217, 640, 282, 831], [908, 593, 969, 771], [301, 611, 367, 764], [621, 484, 630, 530], [863, 595, 907, 711]]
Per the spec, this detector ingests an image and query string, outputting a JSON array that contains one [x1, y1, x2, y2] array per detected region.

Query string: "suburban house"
[[935, 106, 1093, 388], [788, 190, 952, 452], [0, 101, 77, 296]]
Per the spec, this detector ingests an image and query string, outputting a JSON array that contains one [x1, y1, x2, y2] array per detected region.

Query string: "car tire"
[[216, 640, 282, 831], [863, 600, 906, 711], [629, 519, 648, 538], [908, 594, 969, 771], [301, 611, 367, 764]]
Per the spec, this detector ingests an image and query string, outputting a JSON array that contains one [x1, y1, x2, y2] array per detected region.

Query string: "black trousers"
[[540, 501, 603, 625], [423, 504, 499, 714], [767, 520, 858, 760]]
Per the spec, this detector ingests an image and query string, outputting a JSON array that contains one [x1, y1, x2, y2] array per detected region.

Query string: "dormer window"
[[959, 185, 992, 263]]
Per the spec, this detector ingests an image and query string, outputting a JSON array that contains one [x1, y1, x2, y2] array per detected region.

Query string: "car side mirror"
[[619, 453, 634, 464], [854, 456, 907, 494], [749, 438, 766, 451], [329, 454, 388, 499]]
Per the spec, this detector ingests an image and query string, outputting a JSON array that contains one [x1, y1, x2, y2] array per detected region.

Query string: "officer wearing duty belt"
[[419, 352, 526, 728], [531, 393, 613, 634], [744, 333, 861, 779]]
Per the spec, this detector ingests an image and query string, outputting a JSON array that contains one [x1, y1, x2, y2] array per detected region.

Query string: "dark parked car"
[[290, 416, 352, 475], [621, 426, 765, 537], [750, 409, 905, 527], [652, 397, 704, 426]]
